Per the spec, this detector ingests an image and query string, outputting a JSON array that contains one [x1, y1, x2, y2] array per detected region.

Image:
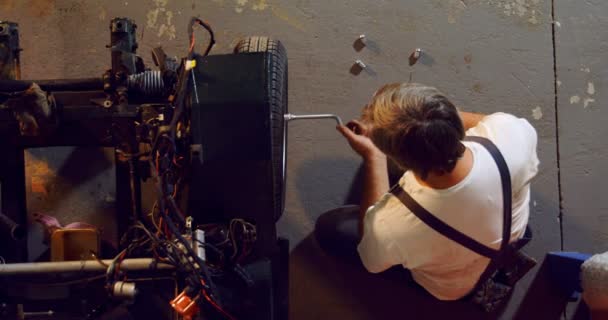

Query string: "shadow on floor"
[[290, 234, 587, 320], [289, 234, 505, 320]]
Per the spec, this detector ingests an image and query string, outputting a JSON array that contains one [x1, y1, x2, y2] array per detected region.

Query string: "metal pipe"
[[0, 78, 104, 92], [0, 258, 173, 276], [284, 113, 343, 126]]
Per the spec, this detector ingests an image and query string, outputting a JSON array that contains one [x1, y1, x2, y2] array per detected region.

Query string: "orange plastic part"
[[170, 291, 200, 319], [50, 228, 99, 261]]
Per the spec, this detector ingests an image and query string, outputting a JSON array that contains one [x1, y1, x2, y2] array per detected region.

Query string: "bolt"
[[409, 48, 423, 66], [355, 60, 366, 69], [103, 100, 113, 108]]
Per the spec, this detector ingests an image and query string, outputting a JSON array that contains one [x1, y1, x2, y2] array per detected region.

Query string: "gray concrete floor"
[[3, 0, 607, 319]]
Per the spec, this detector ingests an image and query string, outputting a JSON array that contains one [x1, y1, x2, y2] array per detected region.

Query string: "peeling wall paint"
[[568, 68, 597, 109], [235, 0, 247, 13], [496, 0, 542, 25], [583, 97, 595, 109], [587, 82, 595, 95], [234, 0, 269, 14], [252, 0, 269, 11], [441, 0, 544, 25], [146, 0, 176, 40], [532, 106, 543, 120]]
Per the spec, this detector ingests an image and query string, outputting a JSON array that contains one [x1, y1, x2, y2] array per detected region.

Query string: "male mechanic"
[[315, 83, 539, 300]]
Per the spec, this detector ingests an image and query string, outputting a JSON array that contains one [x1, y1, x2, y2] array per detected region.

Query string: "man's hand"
[[337, 119, 389, 238], [337, 120, 385, 161]]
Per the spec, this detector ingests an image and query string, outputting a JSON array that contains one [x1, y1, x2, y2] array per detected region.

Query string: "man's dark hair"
[[363, 83, 466, 180]]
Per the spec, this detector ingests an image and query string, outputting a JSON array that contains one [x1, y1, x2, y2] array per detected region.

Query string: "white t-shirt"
[[357, 112, 540, 300]]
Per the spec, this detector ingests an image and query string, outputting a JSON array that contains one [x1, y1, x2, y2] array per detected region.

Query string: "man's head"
[[362, 83, 465, 180]]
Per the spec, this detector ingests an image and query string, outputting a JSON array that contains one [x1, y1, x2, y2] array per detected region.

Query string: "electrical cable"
[[113, 17, 227, 318], [188, 17, 216, 58], [148, 159, 218, 296], [167, 18, 216, 141], [196, 240, 225, 267], [200, 281, 236, 320], [106, 248, 127, 285], [148, 201, 161, 231], [90, 251, 109, 267], [228, 219, 256, 261]]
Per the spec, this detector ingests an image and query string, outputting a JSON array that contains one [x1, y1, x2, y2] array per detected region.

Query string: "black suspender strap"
[[390, 184, 499, 259], [464, 136, 512, 255], [389, 136, 512, 261]]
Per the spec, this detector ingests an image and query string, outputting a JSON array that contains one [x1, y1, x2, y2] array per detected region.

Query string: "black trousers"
[[314, 204, 416, 288], [314, 205, 361, 262]]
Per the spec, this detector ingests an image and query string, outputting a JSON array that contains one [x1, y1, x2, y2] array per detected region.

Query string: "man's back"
[[357, 113, 539, 300]]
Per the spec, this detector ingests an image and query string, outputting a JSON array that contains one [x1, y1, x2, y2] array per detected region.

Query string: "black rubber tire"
[[234, 36, 287, 222]]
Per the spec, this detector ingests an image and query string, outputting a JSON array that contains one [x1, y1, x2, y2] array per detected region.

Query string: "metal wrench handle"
[[284, 113, 343, 126]]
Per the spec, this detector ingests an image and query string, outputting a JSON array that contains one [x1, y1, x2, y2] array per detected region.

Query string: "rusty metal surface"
[[24, 147, 116, 261]]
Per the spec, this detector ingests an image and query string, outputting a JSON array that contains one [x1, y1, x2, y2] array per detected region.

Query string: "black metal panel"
[[190, 52, 271, 162], [188, 52, 278, 258]]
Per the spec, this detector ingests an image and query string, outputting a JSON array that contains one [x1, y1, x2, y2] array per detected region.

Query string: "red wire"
[[157, 217, 163, 236], [189, 33, 196, 54], [200, 281, 236, 320], [155, 153, 160, 175], [115, 251, 127, 278], [163, 210, 170, 236]]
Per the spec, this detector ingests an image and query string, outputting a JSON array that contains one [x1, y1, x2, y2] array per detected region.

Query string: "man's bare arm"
[[337, 120, 389, 239], [459, 111, 487, 130], [359, 154, 389, 238]]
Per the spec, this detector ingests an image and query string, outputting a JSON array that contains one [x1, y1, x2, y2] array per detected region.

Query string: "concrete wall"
[[2, 0, 605, 318], [555, 0, 608, 254]]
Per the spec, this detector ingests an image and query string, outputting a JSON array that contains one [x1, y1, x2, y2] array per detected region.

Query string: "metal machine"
[[0, 17, 291, 320]]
